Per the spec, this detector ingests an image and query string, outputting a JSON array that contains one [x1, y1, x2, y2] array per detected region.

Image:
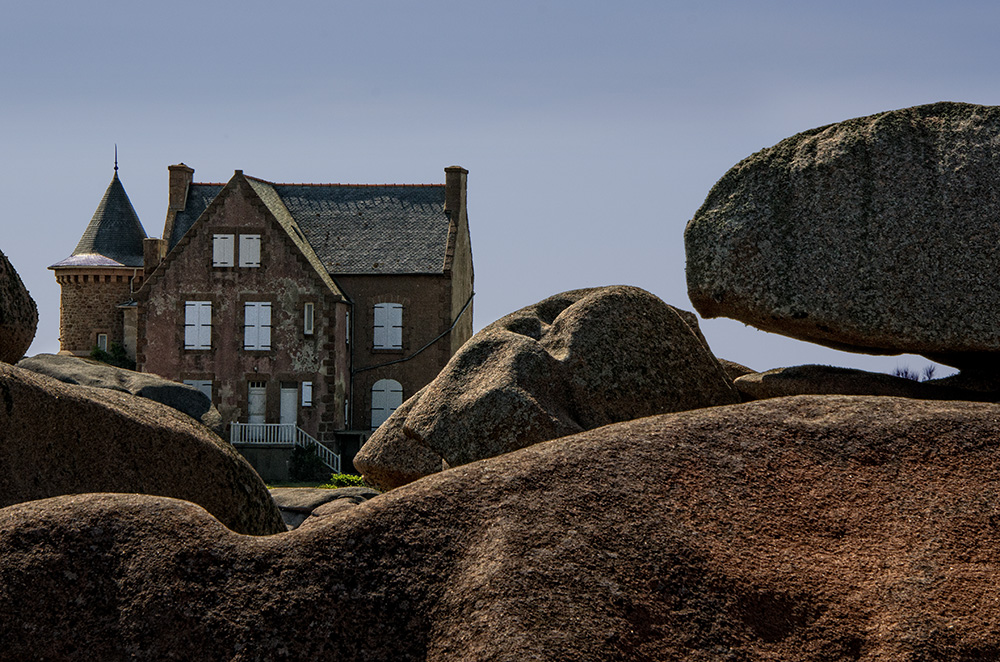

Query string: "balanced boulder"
[[356, 286, 740, 489], [0, 250, 37, 364], [733, 364, 996, 402], [7, 395, 1000, 658], [0, 362, 284, 535], [686, 101, 1000, 369], [18, 353, 223, 433]]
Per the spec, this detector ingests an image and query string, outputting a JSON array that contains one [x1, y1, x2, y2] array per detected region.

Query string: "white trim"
[[303, 302, 315, 335]]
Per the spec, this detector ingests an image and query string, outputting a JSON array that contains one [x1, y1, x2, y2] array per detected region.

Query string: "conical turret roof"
[[50, 172, 147, 268]]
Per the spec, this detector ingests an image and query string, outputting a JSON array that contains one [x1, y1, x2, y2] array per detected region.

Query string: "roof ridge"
[[229, 175, 442, 188]]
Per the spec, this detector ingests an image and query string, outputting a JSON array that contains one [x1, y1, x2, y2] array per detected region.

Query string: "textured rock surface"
[[0, 250, 37, 364], [6, 396, 1000, 659], [270, 486, 380, 529], [0, 362, 284, 535], [734, 364, 995, 402], [18, 353, 223, 433], [356, 286, 739, 489], [718, 358, 756, 381], [686, 102, 1000, 368], [352, 386, 448, 491]]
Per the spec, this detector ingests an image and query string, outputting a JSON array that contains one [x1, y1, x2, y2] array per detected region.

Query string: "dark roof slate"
[[51, 173, 147, 268], [166, 180, 450, 275], [167, 184, 223, 249]]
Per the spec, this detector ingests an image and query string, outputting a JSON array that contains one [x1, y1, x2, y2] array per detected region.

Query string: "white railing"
[[230, 423, 340, 474]]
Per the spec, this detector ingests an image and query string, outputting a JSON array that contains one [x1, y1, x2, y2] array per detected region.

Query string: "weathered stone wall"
[[336, 273, 463, 431], [54, 268, 142, 354], [137, 175, 349, 442]]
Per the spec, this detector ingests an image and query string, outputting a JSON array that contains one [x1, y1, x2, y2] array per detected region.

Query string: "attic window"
[[240, 234, 261, 267], [213, 234, 235, 267]]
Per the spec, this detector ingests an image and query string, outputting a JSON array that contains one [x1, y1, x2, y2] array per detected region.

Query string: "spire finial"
[[114, 144, 119, 174]]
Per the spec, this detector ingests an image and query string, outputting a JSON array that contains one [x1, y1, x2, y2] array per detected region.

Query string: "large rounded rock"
[[0, 250, 37, 364], [356, 286, 739, 489], [686, 102, 1000, 369], [0, 362, 284, 535], [734, 364, 997, 402], [18, 353, 223, 433], [6, 395, 1000, 659]]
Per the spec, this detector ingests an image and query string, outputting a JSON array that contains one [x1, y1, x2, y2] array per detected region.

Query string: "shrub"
[[90, 341, 136, 371], [320, 473, 374, 489]]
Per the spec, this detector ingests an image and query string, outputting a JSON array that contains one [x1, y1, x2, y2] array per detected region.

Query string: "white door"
[[248, 383, 267, 424], [280, 385, 297, 442]]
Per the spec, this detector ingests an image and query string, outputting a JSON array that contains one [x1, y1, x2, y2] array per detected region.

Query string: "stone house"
[[52, 164, 473, 475]]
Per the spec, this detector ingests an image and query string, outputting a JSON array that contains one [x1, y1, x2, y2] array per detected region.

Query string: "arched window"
[[373, 303, 403, 349], [371, 379, 403, 430]]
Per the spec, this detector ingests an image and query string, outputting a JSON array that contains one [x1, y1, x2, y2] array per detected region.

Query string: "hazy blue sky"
[[5, 1, 999, 375]]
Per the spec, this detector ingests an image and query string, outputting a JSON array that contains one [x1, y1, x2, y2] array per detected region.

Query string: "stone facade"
[[52, 268, 142, 355], [137, 174, 350, 442], [55, 164, 473, 461]]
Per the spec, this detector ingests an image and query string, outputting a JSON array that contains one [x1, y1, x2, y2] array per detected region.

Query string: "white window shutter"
[[259, 302, 272, 350], [373, 304, 388, 349], [244, 302, 272, 350], [244, 302, 258, 349], [198, 303, 212, 349], [371, 379, 403, 429], [185, 301, 211, 349], [213, 234, 235, 267], [388, 304, 403, 349], [373, 303, 402, 349], [185, 302, 198, 348], [302, 381, 313, 407], [240, 234, 261, 267]]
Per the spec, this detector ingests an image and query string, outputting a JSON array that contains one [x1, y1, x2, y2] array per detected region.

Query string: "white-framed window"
[[371, 378, 403, 430], [184, 301, 212, 350], [244, 302, 272, 350], [302, 381, 313, 407], [239, 234, 261, 267], [96, 333, 108, 352], [373, 303, 403, 349], [303, 302, 315, 335], [212, 234, 235, 267], [183, 380, 212, 401]]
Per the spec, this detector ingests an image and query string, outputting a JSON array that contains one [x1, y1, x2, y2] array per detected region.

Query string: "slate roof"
[[51, 173, 147, 268], [167, 178, 450, 275]]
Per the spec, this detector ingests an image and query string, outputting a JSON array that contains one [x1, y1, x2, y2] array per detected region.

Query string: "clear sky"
[[4, 0, 998, 376]]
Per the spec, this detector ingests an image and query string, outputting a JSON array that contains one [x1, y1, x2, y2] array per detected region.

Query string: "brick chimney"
[[168, 163, 194, 211], [162, 163, 194, 247], [143, 237, 167, 275], [444, 166, 467, 219]]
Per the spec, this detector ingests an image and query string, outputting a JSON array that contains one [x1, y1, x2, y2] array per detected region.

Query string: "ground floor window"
[[371, 378, 403, 430]]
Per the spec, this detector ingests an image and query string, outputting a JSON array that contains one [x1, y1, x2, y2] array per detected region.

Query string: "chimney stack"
[[168, 163, 194, 211], [444, 165, 468, 219]]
